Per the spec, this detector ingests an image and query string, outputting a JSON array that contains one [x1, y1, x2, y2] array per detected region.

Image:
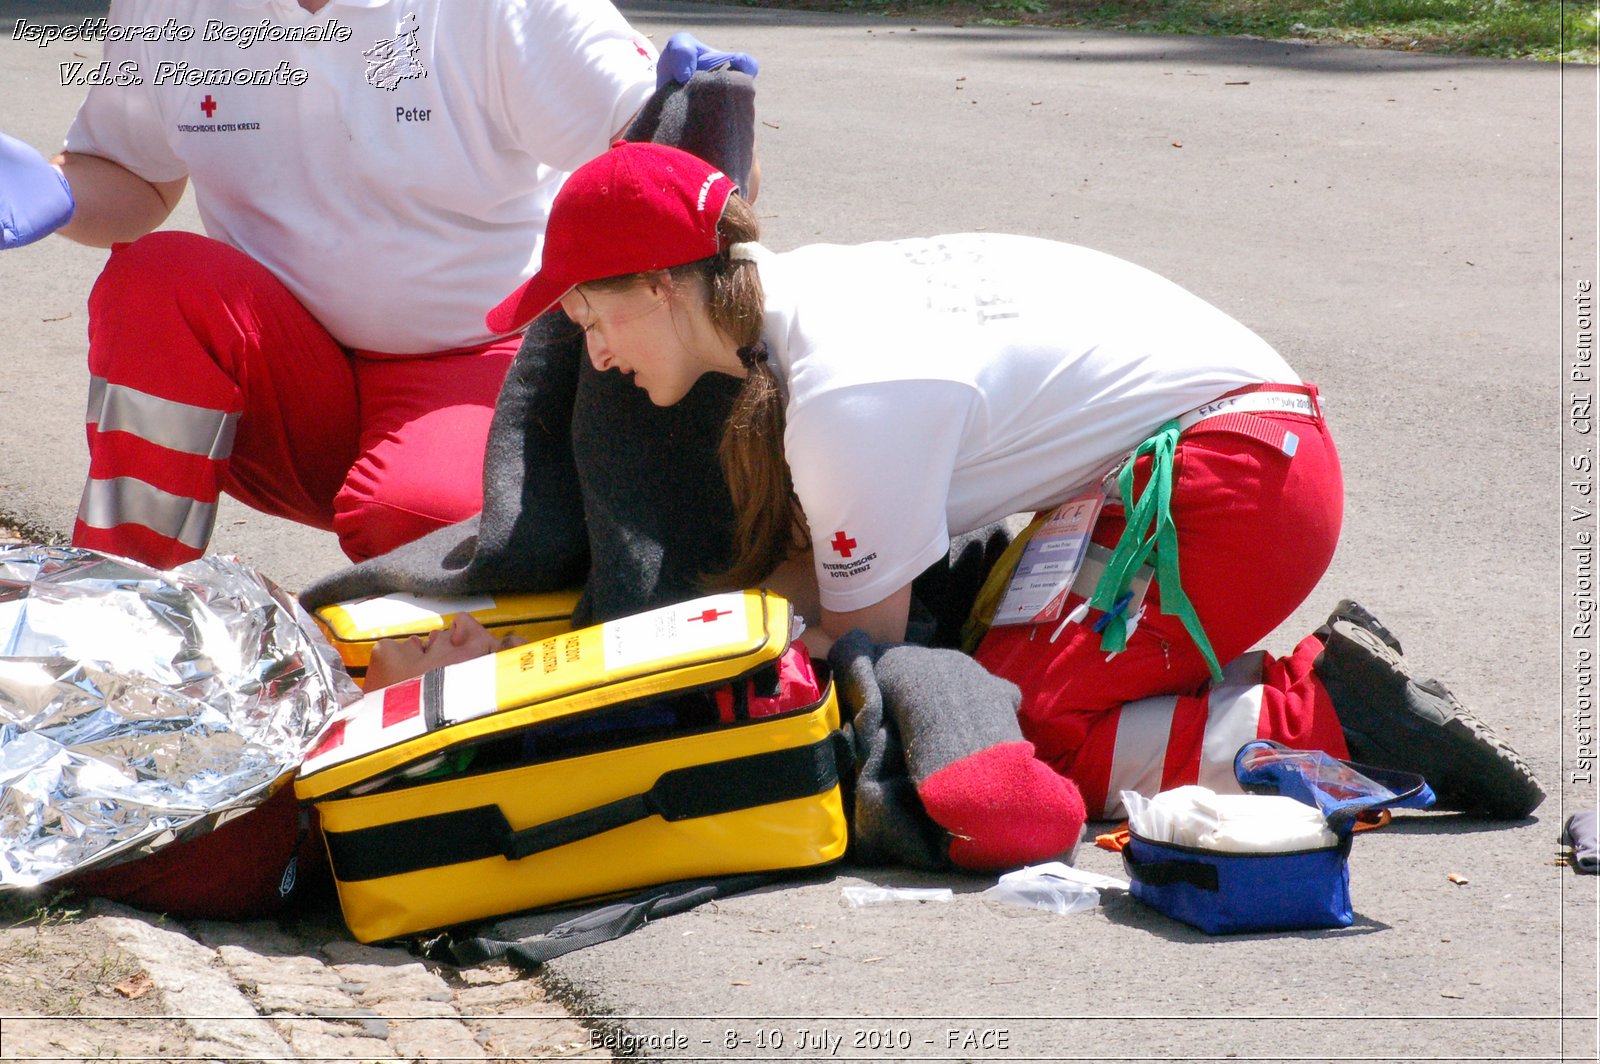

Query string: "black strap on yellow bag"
[[324, 737, 843, 882]]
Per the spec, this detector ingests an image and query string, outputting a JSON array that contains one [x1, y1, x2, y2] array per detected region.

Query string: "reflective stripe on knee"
[[1102, 651, 1268, 818], [1106, 695, 1180, 815], [87, 376, 240, 460], [77, 476, 217, 551], [1196, 651, 1267, 793]]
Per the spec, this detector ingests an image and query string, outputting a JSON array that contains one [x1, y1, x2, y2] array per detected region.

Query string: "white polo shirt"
[[66, 0, 657, 353], [753, 234, 1303, 613]]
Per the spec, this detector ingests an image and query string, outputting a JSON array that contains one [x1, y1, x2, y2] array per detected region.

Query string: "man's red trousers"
[[72, 232, 518, 568]]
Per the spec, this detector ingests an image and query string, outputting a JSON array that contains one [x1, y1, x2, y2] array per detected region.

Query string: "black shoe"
[[1314, 620, 1544, 819], [1314, 599, 1403, 655]]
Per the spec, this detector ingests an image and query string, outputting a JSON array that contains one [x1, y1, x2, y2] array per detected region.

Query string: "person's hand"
[[363, 614, 527, 691], [656, 31, 758, 89], [0, 131, 74, 249]]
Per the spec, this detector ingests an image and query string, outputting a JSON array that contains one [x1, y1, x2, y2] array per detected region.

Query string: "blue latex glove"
[[656, 31, 758, 89], [0, 131, 74, 249]]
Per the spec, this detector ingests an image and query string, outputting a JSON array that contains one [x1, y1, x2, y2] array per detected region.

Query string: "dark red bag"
[[66, 783, 331, 920]]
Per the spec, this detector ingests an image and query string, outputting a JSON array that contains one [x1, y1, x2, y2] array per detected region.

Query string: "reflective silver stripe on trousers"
[[1105, 694, 1180, 818], [86, 376, 240, 460], [1103, 651, 1268, 818], [1195, 651, 1267, 793], [76, 477, 217, 551]]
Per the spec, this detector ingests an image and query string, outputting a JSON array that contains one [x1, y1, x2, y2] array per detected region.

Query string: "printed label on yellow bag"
[[300, 592, 772, 784], [603, 594, 752, 671]]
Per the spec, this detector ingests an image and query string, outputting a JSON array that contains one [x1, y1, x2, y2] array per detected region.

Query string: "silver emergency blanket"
[[0, 545, 360, 890]]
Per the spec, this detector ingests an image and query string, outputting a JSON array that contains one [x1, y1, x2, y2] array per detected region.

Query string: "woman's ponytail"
[[690, 196, 809, 589], [714, 354, 807, 588]]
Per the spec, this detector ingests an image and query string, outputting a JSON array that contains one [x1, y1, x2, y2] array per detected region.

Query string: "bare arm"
[[763, 551, 822, 628], [363, 615, 526, 692], [53, 151, 186, 247], [763, 551, 911, 657], [817, 584, 912, 658]]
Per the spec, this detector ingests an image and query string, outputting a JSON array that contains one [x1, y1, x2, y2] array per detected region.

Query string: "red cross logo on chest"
[[830, 531, 858, 558], [688, 608, 731, 624], [200, 95, 218, 118]]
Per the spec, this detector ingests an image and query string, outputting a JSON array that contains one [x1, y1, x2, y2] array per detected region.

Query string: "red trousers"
[[974, 399, 1351, 817], [73, 232, 518, 568]]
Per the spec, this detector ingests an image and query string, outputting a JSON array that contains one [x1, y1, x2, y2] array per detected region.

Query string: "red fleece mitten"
[[874, 644, 1088, 872], [918, 741, 1087, 871]]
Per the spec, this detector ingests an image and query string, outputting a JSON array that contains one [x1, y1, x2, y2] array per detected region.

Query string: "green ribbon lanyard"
[[1088, 418, 1224, 685]]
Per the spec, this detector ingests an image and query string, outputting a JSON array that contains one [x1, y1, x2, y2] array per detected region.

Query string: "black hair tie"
[[736, 340, 769, 370]]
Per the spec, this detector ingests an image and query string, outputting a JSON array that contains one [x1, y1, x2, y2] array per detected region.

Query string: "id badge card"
[[991, 490, 1105, 626]]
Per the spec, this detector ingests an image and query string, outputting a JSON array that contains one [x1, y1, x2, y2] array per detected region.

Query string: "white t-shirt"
[[65, 0, 656, 353], [754, 234, 1302, 613]]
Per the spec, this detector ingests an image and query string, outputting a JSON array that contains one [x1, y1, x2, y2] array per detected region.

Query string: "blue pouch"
[[1121, 741, 1434, 934]]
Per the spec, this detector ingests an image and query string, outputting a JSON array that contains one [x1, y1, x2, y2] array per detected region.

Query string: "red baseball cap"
[[487, 142, 738, 334]]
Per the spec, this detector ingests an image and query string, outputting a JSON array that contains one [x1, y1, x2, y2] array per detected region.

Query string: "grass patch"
[[0, 888, 83, 928], [729, 0, 1598, 61]]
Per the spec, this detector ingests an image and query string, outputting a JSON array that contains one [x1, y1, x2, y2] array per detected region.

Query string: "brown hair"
[[578, 195, 807, 588]]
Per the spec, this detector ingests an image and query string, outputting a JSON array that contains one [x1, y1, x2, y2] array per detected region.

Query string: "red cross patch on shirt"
[[829, 530, 858, 558]]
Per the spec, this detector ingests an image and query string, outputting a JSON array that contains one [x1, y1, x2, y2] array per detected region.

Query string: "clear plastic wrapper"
[[981, 861, 1128, 915], [840, 886, 953, 907], [1234, 742, 1397, 814], [0, 545, 360, 890]]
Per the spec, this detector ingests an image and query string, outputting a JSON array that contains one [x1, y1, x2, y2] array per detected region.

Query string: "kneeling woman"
[[488, 142, 1542, 839]]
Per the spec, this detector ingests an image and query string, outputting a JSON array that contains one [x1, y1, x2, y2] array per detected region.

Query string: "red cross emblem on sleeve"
[[830, 531, 858, 558]]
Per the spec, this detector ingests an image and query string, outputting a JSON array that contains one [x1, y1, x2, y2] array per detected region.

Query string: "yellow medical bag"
[[310, 589, 581, 680], [294, 590, 848, 943]]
